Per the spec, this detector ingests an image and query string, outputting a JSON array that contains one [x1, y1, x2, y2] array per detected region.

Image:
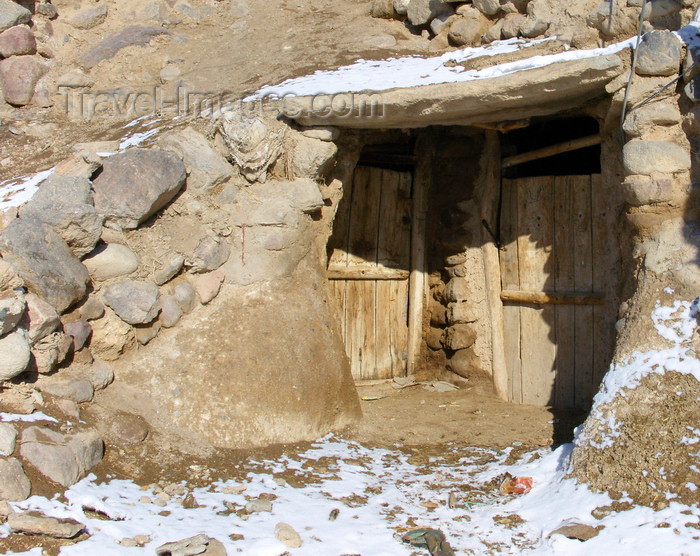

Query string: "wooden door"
[[328, 165, 413, 381], [499, 175, 607, 409]]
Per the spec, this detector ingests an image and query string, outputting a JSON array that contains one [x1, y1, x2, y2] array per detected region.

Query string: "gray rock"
[[0, 457, 31, 501], [245, 499, 273, 513], [173, 282, 197, 313], [443, 323, 477, 350], [447, 302, 478, 324], [621, 176, 674, 206], [0, 25, 37, 57], [371, 0, 394, 19], [0, 423, 17, 456], [622, 140, 691, 176], [83, 243, 138, 281], [31, 332, 72, 375], [154, 254, 185, 285], [685, 75, 700, 103], [38, 378, 94, 403], [444, 278, 469, 303], [446, 347, 481, 378], [56, 71, 94, 88], [641, 0, 683, 19], [65, 5, 108, 30], [520, 0, 551, 38], [194, 271, 224, 304], [64, 320, 92, 350], [81, 25, 171, 69], [549, 520, 601, 541], [192, 237, 230, 273], [102, 412, 148, 446], [448, 17, 483, 46], [394, 0, 411, 16], [23, 293, 60, 342], [80, 296, 105, 321], [8, 512, 85, 538], [430, 11, 455, 35], [35, 2, 58, 19], [157, 127, 232, 192], [20, 426, 104, 487], [140, 1, 168, 22], [290, 132, 338, 180], [0, 55, 47, 106], [93, 149, 187, 230], [473, 0, 500, 16], [623, 102, 681, 137], [0, 219, 89, 313], [134, 321, 160, 345], [90, 308, 135, 360], [87, 359, 114, 390], [0, 331, 30, 381], [483, 19, 504, 43], [156, 534, 226, 556], [0, 289, 24, 336], [502, 14, 525, 39], [288, 178, 324, 214], [407, 0, 450, 25], [103, 280, 161, 325], [0, 0, 32, 33], [636, 30, 681, 77], [20, 174, 103, 259], [159, 296, 182, 328], [275, 522, 302, 548]]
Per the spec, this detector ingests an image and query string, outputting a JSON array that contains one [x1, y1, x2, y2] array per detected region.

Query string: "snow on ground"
[[2, 434, 700, 555]]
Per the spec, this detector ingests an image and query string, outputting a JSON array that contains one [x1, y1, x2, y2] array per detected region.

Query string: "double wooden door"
[[499, 175, 610, 409], [328, 165, 413, 381]]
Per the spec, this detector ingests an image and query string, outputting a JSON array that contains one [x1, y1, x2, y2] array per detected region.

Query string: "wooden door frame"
[[406, 136, 432, 376]]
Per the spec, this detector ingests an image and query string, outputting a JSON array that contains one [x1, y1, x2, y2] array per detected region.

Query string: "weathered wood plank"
[[480, 130, 508, 401], [502, 134, 601, 169], [376, 169, 412, 377], [500, 179, 522, 404], [553, 176, 576, 408], [517, 176, 556, 406], [573, 175, 594, 409], [345, 166, 381, 380], [500, 290, 604, 305], [328, 267, 409, 280]]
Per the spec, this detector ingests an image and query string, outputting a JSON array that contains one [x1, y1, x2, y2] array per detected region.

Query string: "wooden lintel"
[[501, 134, 601, 169], [328, 267, 409, 280], [500, 290, 605, 305]]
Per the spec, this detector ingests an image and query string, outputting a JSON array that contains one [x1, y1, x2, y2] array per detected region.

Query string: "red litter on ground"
[[500, 476, 533, 495]]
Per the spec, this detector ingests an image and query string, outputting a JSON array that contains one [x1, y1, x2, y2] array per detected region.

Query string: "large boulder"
[[20, 426, 104, 487], [0, 0, 32, 33], [92, 149, 187, 230], [407, 0, 451, 25], [0, 218, 90, 313], [0, 55, 48, 106], [102, 280, 161, 325], [0, 457, 31, 501], [20, 174, 103, 259], [635, 30, 682, 77], [157, 127, 232, 192], [622, 140, 691, 176]]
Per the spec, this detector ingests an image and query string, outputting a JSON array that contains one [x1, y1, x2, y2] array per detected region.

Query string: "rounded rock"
[[0, 332, 30, 382]]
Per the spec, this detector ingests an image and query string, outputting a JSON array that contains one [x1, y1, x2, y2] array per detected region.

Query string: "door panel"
[[500, 175, 604, 409], [328, 166, 412, 380]]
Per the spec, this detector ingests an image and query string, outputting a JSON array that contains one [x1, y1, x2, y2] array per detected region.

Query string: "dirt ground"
[[1, 374, 586, 555]]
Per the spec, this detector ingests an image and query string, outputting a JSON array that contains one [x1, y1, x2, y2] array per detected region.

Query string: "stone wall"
[[372, 0, 696, 49], [570, 25, 700, 505]]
